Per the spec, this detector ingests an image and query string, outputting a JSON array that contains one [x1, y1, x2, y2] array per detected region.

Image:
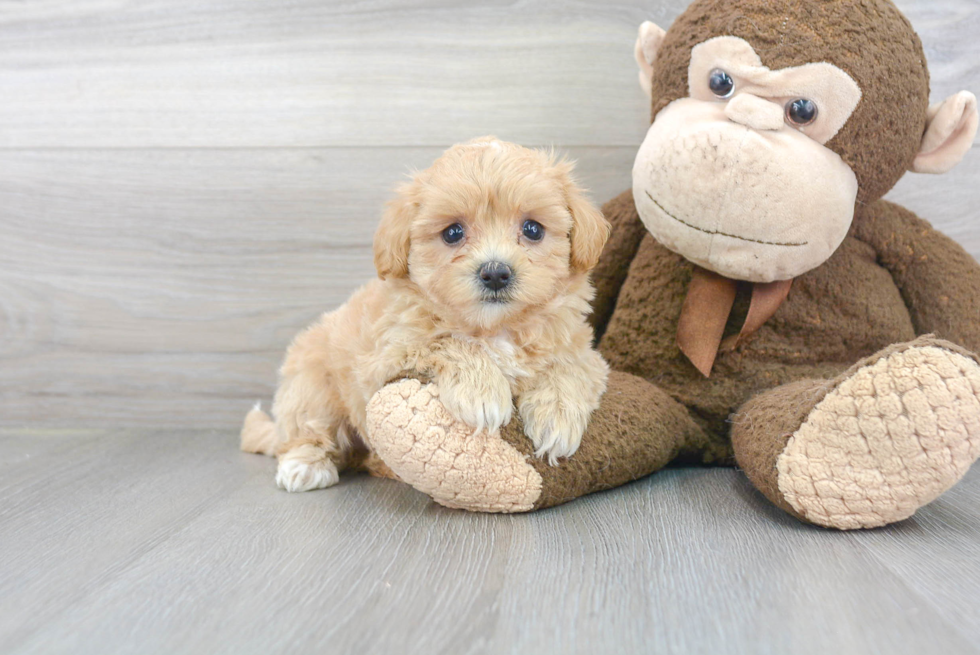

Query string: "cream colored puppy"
[[241, 137, 611, 492]]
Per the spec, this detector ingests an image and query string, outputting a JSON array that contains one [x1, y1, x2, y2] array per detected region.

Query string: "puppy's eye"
[[708, 69, 735, 99], [522, 219, 544, 242], [442, 223, 465, 245]]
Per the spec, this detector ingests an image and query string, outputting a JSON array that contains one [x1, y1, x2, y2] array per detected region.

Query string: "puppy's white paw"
[[519, 399, 589, 466], [438, 374, 513, 434], [275, 451, 339, 493]]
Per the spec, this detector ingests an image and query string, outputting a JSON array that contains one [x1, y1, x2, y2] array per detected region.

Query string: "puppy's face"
[[374, 138, 610, 331]]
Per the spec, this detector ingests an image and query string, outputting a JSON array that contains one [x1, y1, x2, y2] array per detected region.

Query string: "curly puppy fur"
[[241, 137, 611, 491]]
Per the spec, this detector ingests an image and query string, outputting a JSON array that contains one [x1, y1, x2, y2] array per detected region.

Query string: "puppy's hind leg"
[[275, 418, 352, 493], [240, 400, 343, 491], [276, 442, 340, 492]]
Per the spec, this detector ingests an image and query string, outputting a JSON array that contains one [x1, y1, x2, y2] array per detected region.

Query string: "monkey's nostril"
[[478, 261, 513, 292]]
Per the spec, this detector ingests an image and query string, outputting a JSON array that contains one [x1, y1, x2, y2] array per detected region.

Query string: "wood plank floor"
[[2, 429, 980, 655]]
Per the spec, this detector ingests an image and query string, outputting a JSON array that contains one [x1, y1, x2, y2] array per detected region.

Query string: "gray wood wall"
[[1, 0, 978, 430]]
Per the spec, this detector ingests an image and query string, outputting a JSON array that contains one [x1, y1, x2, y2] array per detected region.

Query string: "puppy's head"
[[374, 137, 610, 330]]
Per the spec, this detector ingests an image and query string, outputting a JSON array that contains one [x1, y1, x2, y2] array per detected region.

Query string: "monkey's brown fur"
[[592, 0, 980, 432], [581, 0, 980, 522], [362, 0, 980, 527]]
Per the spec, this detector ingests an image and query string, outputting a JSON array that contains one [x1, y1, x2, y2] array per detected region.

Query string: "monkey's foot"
[[777, 340, 980, 529], [365, 378, 542, 512], [365, 372, 716, 513]]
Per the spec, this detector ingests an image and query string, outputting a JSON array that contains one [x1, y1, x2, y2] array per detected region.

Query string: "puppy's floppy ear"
[[554, 161, 610, 273], [374, 179, 420, 280]]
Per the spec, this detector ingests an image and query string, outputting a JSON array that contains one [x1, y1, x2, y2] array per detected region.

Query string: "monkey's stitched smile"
[[644, 191, 809, 247]]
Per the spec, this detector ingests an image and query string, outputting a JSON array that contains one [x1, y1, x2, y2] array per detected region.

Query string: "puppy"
[[241, 137, 611, 492]]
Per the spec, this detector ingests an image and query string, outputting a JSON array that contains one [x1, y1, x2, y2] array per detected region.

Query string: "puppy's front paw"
[[519, 397, 590, 466], [437, 373, 513, 434], [275, 445, 339, 492]]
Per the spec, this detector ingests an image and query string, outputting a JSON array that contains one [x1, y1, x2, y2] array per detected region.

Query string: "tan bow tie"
[[676, 267, 793, 377]]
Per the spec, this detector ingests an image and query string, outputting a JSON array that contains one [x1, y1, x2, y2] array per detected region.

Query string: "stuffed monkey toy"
[[365, 0, 980, 529]]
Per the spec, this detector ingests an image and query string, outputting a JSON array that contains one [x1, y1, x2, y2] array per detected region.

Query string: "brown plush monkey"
[[364, 0, 980, 529]]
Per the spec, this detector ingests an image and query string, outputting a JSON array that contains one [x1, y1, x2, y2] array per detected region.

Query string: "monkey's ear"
[[912, 91, 978, 175], [374, 181, 418, 280], [555, 162, 611, 273], [635, 21, 667, 99]]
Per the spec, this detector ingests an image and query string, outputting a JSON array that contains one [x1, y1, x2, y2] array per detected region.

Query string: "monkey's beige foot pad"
[[365, 379, 542, 512], [778, 342, 980, 530], [365, 371, 715, 513]]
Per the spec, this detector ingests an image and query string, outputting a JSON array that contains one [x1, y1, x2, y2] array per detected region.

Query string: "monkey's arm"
[[853, 199, 980, 353], [589, 189, 648, 340]]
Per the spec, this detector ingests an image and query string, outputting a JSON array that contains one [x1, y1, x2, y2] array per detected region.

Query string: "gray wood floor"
[[2, 0, 979, 653], [3, 428, 980, 655]]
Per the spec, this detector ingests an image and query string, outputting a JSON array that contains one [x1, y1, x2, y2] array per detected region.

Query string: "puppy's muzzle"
[[478, 261, 513, 293]]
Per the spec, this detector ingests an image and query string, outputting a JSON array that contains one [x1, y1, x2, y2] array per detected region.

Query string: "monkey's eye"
[[786, 98, 818, 126], [522, 219, 544, 242], [442, 223, 465, 245], [708, 69, 735, 98]]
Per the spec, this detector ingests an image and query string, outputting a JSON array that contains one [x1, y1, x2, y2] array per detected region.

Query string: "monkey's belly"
[[599, 233, 916, 438]]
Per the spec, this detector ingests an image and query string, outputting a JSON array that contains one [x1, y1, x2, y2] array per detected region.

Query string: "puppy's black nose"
[[478, 261, 513, 292]]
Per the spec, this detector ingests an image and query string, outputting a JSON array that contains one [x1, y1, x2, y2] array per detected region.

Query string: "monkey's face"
[[633, 36, 862, 283]]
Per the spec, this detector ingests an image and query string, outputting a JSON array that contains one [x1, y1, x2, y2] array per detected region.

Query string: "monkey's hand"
[[854, 200, 980, 354]]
